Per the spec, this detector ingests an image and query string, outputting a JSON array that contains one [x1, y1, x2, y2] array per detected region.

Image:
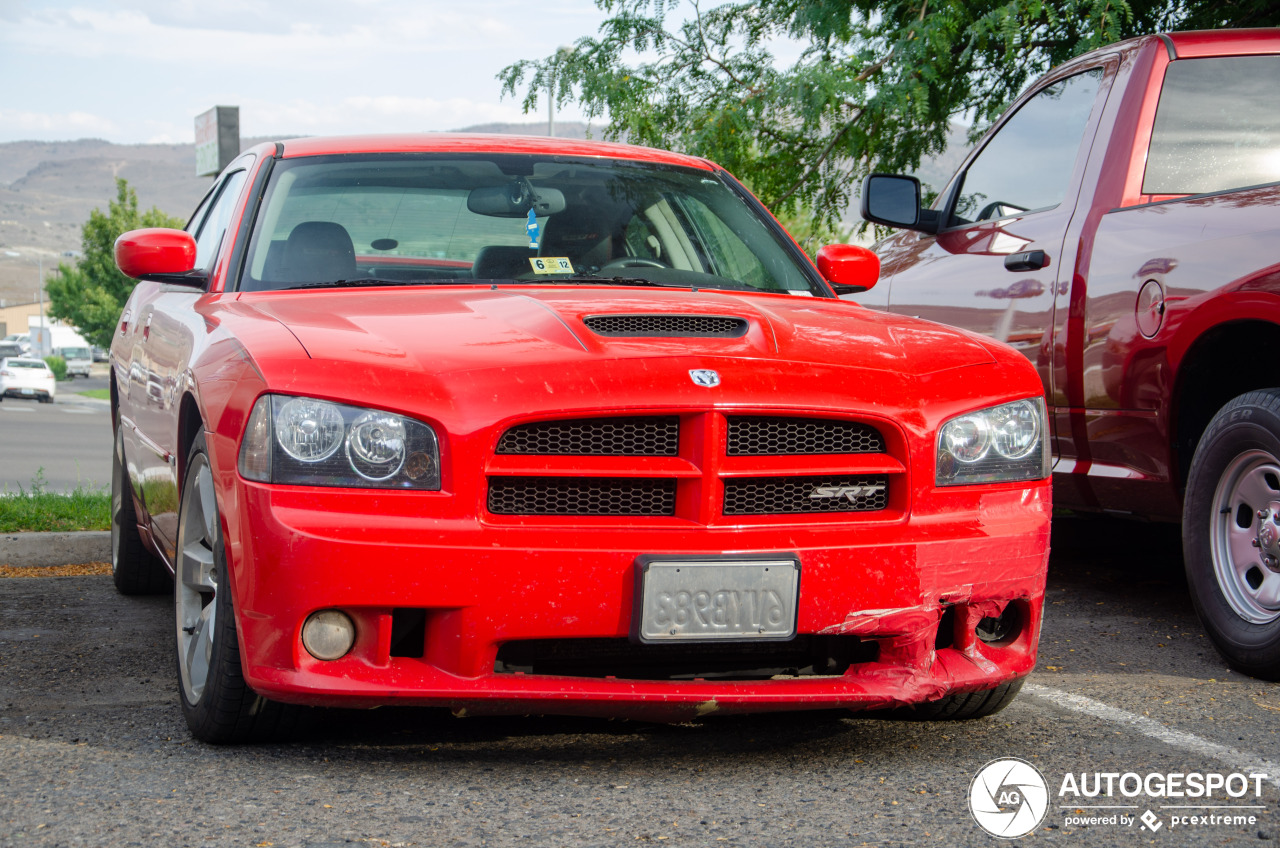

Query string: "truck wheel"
[[176, 432, 310, 743], [1184, 389, 1280, 679], [111, 424, 170, 595], [873, 679, 1024, 721]]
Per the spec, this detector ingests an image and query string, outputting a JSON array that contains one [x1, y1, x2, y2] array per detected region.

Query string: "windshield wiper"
[[283, 278, 442, 291], [504, 275, 666, 288]]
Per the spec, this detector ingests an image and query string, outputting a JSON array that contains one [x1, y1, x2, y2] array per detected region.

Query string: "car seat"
[[280, 221, 357, 284]]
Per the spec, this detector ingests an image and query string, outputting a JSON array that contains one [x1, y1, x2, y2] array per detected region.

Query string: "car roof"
[[1166, 27, 1280, 58], [276, 133, 718, 172]]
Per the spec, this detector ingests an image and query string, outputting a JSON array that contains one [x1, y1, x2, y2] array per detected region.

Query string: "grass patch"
[[0, 470, 110, 533], [77, 388, 110, 400]]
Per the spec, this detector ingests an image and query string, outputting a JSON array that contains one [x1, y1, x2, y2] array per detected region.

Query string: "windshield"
[[61, 347, 90, 359], [238, 153, 826, 297]]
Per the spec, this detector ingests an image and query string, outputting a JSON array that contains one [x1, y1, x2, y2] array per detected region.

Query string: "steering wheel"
[[598, 257, 666, 272]]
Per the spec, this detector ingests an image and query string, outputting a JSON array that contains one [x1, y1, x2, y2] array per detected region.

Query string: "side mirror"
[[115, 228, 202, 284], [860, 174, 938, 234], [816, 244, 879, 296]]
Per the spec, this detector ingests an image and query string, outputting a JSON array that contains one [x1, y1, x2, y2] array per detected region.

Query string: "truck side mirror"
[[860, 174, 939, 234]]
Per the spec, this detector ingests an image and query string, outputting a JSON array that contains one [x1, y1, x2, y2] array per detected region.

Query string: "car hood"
[[242, 287, 994, 378]]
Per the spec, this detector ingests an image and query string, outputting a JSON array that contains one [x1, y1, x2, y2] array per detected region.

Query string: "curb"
[[0, 531, 111, 568]]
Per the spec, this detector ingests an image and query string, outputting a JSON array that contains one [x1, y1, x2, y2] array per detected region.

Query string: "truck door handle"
[[1005, 250, 1048, 272]]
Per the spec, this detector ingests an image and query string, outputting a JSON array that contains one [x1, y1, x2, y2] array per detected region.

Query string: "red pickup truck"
[[859, 28, 1280, 677]]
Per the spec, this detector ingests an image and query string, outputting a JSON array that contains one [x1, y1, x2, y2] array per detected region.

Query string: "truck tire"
[[1184, 389, 1280, 679]]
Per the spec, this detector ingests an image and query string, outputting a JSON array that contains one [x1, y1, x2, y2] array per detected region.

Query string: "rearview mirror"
[[468, 181, 566, 218]]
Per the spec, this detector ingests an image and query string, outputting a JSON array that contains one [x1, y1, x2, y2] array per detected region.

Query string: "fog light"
[[302, 609, 356, 660], [976, 604, 1022, 645]]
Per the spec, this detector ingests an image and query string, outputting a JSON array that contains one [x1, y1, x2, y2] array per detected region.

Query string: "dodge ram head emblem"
[[689, 369, 721, 387], [809, 484, 887, 502]]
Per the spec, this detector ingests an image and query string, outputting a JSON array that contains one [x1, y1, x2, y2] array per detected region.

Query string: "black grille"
[[494, 636, 878, 680], [584, 314, 748, 337], [723, 476, 889, 515], [727, 416, 885, 455], [488, 477, 677, 516], [497, 416, 679, 456]]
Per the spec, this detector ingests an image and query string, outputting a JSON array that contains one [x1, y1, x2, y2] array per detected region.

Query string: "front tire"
[[176, 432, 309, 743], [1184, 389, 1280, 679], [111, 424, 170, 595]]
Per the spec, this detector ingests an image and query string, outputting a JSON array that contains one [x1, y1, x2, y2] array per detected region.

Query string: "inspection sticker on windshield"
[[530, 257, 574, 274]]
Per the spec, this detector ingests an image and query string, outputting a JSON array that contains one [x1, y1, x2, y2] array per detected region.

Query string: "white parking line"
[[1025, 683, 1280, 786], [0, 405, 35, 413]]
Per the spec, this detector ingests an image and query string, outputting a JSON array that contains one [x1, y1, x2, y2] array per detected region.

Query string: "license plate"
[[20, 388, 33, 395], [634, 557, 799, 643]]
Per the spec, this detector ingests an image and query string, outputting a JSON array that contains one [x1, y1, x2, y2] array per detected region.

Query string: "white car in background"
[[58, 346, 93, 378], [0, 357, 57, 403], [2, 333, 31, 355]]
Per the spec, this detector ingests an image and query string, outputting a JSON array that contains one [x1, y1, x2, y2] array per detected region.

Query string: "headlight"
[[238, 394, 440, 490], [936, 398, 1049, 486]]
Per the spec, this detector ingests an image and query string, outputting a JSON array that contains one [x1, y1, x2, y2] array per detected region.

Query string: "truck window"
[[949, 69, 1102, 226], [1143, 56, 1280, 196]]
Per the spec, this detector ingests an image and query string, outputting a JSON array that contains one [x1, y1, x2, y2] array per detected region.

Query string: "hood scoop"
[[583, 313, 749, 338]]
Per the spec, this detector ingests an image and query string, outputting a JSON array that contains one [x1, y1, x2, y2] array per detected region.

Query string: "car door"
[[881, 66, 1111, 425], [132, 167, 249, 559]]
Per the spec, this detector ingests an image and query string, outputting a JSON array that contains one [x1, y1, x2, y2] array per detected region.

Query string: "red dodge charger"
[[110, 135, 1051, 743]]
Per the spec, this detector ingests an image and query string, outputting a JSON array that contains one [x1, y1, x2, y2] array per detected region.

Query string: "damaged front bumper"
[[225, 479, 1050, 721]]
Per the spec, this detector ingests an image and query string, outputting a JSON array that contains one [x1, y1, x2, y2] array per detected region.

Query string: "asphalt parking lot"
[[3, 518, 1279, 846], [0, 367, 111, 493]]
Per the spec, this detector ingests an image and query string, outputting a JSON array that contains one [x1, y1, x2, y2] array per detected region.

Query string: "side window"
[[1144, 56, 1280, 196], [192, 170, 248, 270], [185, 192, 215, 238], [950, 69, 1102, 226], [676, 197, 772, 289]]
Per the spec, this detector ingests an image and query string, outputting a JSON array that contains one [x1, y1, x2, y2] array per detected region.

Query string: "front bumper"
[[221, 477, 1051, 720]]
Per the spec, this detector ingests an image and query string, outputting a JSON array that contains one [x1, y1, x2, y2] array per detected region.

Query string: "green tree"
[[500, 0, 1280, 231], [45, 178, 184, 349]]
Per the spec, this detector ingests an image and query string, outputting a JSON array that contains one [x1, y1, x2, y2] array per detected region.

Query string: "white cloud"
[[0, 108, 118, 139], [0, 0, 609, 144]]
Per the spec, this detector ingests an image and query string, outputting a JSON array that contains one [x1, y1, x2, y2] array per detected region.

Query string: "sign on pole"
[[195, 106, 240, 177]]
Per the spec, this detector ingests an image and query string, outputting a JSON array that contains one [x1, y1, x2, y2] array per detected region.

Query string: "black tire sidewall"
[[1184, 390, 1280, 677], [111, 422, 168, 595], [110, 425, 127, 575]]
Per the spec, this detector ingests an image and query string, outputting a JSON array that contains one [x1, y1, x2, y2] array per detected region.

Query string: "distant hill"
[[0, 124, 596, 306], [0, 119, 970, 306]]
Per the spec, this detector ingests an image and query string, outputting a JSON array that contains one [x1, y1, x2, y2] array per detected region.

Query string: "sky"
[[0, 0, 615, 144]]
